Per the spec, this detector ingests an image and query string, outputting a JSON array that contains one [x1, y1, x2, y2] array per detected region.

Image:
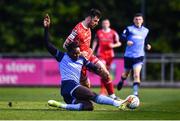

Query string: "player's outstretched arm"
[[43, 14, 58, 57]]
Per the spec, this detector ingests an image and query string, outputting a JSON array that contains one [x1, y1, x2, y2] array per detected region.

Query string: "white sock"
[[113, 100, 121, 107]]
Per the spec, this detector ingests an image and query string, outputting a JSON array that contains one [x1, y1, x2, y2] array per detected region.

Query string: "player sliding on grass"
[[43, 14, 132, 111], [63, 9, 119, 100]]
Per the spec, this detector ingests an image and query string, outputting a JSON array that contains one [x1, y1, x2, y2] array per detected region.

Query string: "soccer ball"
[[127, 95, 140, 109]]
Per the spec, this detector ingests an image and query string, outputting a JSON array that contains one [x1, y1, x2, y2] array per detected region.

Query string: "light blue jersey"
[[122, 25, 149, 58], [58, 53, 84, 83], [55, 51, 95, 84]]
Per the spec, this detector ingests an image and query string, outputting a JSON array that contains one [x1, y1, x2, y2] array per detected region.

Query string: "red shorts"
[[81, 54, 99, 81], [99, 56, 113, 71], [89, 54, 99, 64]]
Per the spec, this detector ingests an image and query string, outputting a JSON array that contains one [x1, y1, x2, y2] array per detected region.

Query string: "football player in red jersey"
[[63, 9, 119, 100], [92, 19, 121, 95]]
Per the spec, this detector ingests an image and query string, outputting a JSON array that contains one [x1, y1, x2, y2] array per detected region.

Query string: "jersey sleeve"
[[120, 28, 129, 42], [113, 30, 120, 43], [63, 28, 78, 49], [144, 29, 150, 50], [44, 27, 64, 62], [55, 50, 65, 62]]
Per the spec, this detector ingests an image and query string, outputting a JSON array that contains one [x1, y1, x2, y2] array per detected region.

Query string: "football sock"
[[103, 81, 114, 95], [133, 82, 140, 96], [65, 103, 83, 110], [100, 80, 107, 95], [95, 95, 120, 107]]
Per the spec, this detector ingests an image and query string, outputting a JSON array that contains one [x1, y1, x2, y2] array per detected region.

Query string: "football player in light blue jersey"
[[43, 14, 132, 111], [117, 13, 151, 96]]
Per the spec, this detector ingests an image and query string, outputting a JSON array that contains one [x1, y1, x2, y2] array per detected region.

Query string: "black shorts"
[[124, 56, 144, 69], [61, 80, 97, 104], [61, 80, 80, 104]]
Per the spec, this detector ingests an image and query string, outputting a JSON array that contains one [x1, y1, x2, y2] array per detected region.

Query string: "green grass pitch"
[[0, 87, 180, 120]]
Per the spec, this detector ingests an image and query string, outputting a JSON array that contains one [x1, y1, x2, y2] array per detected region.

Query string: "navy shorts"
[[61, 80, 80, 104], [124, 56, 144, 70]]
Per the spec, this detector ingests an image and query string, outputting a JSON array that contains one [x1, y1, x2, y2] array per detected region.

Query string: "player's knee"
[[133, 74, 140, 80], [87, 91, 97, 100], [100, 70, 110, 81], [97, 63, 110, 80], [81, 101, 94, 111], [122, 72, 128, 78], [80, 81, 91, 88]]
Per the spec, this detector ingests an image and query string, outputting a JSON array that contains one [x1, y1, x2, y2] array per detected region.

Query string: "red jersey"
[[96, 29, 119, 58], [64, 22, 93, 59]]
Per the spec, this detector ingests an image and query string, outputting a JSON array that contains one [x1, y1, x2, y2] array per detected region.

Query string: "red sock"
[[100, 80, 107, 95], [103, 81, 114, 95]]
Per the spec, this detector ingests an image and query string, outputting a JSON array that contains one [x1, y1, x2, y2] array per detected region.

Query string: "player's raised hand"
[[44, 14, 50, 28]]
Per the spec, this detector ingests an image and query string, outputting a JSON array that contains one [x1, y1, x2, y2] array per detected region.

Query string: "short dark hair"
[[134, 13, 144, 18], [66, 41, 79, 52], [88, 8, 102, 19]]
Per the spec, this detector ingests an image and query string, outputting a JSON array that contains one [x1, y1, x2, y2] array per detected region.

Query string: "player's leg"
[[48, 99, 93, 111], [117, 70, 131, 90], [99, 58, 108, 95], [100, 81, 108, 95], [95, 60, 119, 99], [94, 93, 134, 110], [80, 66, 91, 88], [48, 83, 133, 110], [73, 85, 119, 109], [117, 57, 132, 90], [132, 56, 144, 96], [132, 63, 143, 96], [74, 100, 94, 111], [99, 57, 114, 95], [48, 99, 83, 110], [73, 85, 133, 109], [48, 80, 84, 111]]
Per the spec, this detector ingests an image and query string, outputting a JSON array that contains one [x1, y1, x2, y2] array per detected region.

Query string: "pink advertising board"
[[0, 58, 124, 86]]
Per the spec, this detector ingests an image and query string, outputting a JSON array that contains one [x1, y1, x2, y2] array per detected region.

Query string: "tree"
[[0, 0, 179, 53]]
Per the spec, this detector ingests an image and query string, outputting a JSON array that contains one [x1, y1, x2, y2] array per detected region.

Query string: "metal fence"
[[141, 53, 180, 87]]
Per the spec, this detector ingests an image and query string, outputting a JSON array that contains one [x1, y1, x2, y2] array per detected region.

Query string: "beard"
[[89, 24, 96, 29]]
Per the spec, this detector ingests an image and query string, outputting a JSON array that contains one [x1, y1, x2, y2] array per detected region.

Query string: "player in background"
[[92, 19, 121, 95], [63, 9, 119, 100], [43, 14, 132, 111], [117, 13, 151, 96]]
